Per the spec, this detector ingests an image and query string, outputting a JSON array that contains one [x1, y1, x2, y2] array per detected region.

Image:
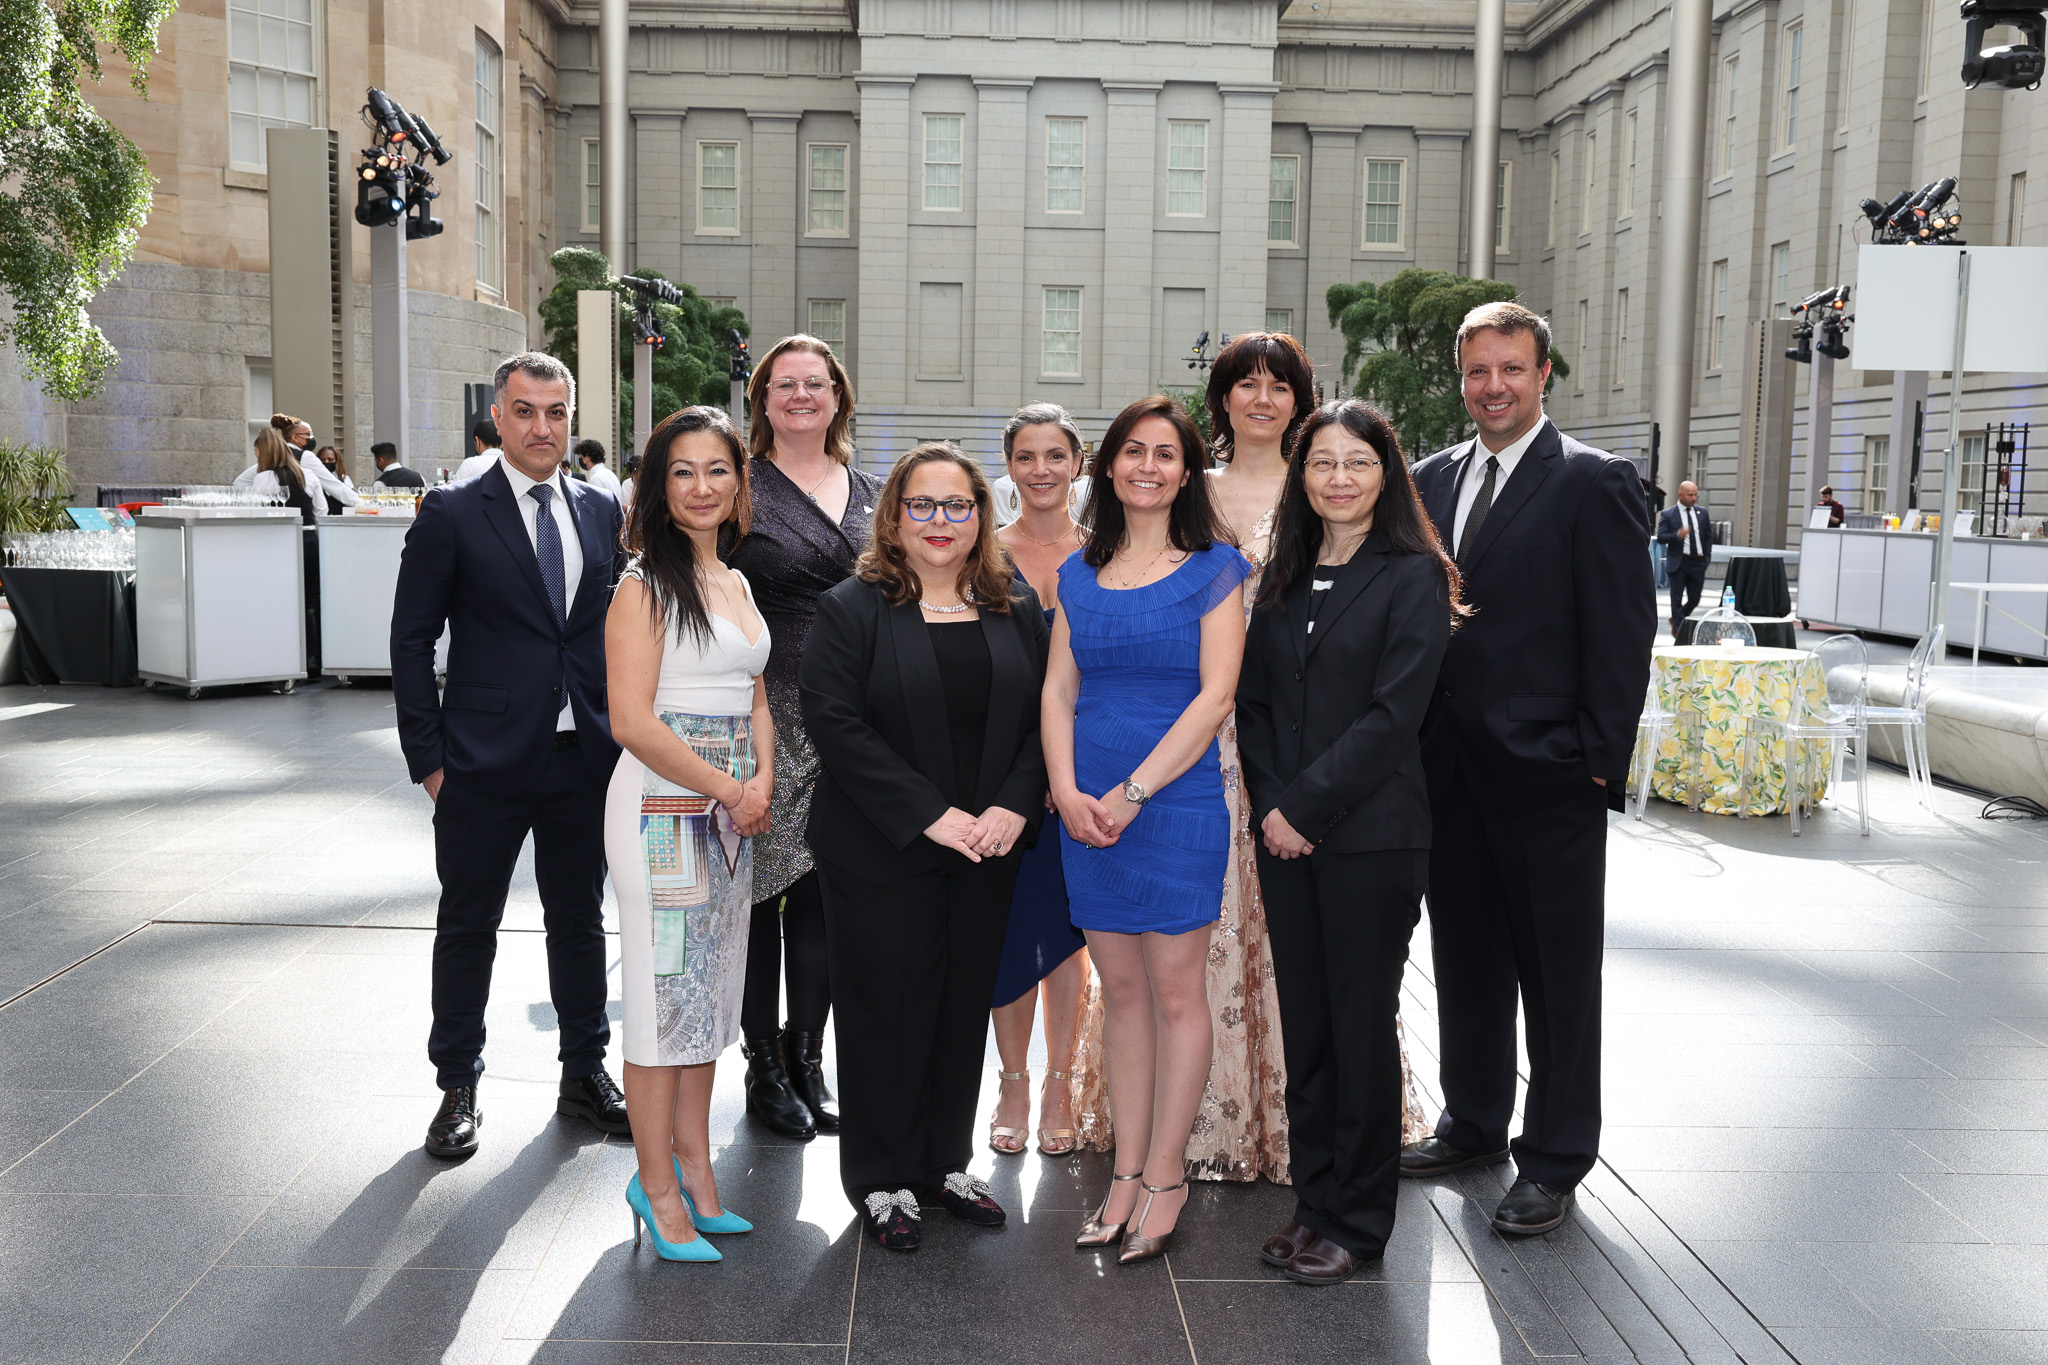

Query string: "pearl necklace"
[[920, 596, 974, 614]]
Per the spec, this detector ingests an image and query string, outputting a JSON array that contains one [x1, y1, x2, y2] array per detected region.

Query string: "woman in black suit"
[[1236, 399, 1466, 1285], [798, 442, 1051, 1253]]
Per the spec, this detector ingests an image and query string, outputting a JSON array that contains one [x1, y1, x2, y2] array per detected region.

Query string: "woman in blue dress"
[[1043, 394, 1252, 1265]]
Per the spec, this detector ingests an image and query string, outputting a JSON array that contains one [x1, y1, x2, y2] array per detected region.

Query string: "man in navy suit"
[[1399, 303, 1654, 1235], [392, 351, 630, 1158], [1655, 480, 1714, 638]]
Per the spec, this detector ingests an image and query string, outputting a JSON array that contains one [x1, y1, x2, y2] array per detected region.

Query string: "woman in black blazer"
[[1236, 399, 1465, 1285], [798, 442, 1051, 1253]]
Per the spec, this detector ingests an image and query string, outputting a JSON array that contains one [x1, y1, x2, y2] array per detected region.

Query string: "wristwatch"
[[1122, 779, 1151, 806]]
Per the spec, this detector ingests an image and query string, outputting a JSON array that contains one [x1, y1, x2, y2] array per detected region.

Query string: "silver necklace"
[[920, 596, 973, 614]]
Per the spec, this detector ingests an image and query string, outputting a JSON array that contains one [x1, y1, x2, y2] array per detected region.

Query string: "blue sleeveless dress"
[[992, 607, 1087, 1008], [1057, 544, 1253, 936]]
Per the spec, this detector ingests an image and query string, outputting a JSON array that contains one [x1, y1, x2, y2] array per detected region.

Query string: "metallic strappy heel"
[[1117, 1177, 1188, 1265], [1037, 1068, 1078, 1155], [1075, 1170, 1143, 1247], [988, 1069, 1029, 1154]]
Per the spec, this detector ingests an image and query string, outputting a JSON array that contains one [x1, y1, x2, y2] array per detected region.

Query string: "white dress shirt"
[[1452, 416, 1550, 553], [498, 459, 584, 731], [1678, 504, 1706, 557], [234, 451, 357, 508], [584, 462, 623, 497], [455, 448, 503, 483]]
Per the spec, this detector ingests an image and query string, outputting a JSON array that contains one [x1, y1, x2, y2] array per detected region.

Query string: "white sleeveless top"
[[625, 566, 772, 717]]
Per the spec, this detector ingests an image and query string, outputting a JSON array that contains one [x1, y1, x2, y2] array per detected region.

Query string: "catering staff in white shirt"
[[235, 414, 358, 511], [574, 438, 623, 498], [453, 419, 504, 482]]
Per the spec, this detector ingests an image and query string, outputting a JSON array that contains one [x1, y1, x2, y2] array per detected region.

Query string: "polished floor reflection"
[[1, 673, 2045, 1363]]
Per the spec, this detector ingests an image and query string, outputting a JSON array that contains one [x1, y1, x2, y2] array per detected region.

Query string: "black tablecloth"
[[1729, 556, 1792, 618], [0, 567, 138, 685]]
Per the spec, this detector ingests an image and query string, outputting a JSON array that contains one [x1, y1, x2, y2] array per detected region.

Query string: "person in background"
[[391, 351, 632, 1161], [605, 406, 772, 1264], [233, 416, 357, 515], [1818, 485, 1846, 528], [1655, 480, 1714, 640], [373, 442, 426, 489], [454, 419, 504, 483], [1236, 398, 1458, 1286], [986, 402, 1088, 1159], [578, 438, 624, 497], [1404, 301, 1654, 1238], [800, 442, 1051, 1251], [250, 425, 317, 525], [621, 453, 642, 510], [724, 334, 884, 1142]]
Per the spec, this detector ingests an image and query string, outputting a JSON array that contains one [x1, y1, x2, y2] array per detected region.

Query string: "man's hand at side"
[[424, 769, 445, 803]]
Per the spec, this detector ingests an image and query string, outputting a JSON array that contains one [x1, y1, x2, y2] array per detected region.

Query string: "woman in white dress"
[[605, 406, 774, 1263]]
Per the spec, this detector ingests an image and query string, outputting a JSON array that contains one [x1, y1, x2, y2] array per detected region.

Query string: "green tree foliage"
[[1159, 386, 1212, 448], [537, 247, 749, 426], [0, 0, 172, 401], [1325, 269, 1569, 459]]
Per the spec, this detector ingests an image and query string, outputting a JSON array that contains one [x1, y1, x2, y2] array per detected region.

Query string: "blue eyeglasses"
[[901, 496, 978, 523]]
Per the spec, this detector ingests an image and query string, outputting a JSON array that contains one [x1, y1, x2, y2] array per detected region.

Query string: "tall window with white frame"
[[699, 142, 739, 233], [1622, 109, 1639, 218], [2011, 172, 2029, 245], [1495, 161, 1511, 251], [1580, 130, 1598, 234], [1959, 433, 1987, 514], [924, 114, 963, 211], [1042, 287, 1081, 377], [807, 300, 845, 351], [1717, 56, 1740, 176], [1779, 22, 1803, 151], [474, 33, 503, 296], [1167, 121, 1208, 217], [1575, 299, 1589, 391], [1708, 260, 1730, 368], [1771, 242, 1792, 313], [582, 140, 601, 234], [1865, 436, 1890, 513], [228, 0, 318, 171], [1269, 155, 1299, 246], [807, 144, 848, 236], [1613, 288, 1630, 385], [1363, 158, 1404, 249], [1046, 117, 1085, 213], [1546, 151, 1560, 247], [1265, 309, 1293, 335]]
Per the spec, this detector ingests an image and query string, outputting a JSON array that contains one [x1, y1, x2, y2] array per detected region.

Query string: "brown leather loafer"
[[1259, 1219, 1313, 1268], [1284, 1233, 1360, 1286]]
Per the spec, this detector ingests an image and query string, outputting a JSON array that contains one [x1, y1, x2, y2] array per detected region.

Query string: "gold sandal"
[[1036, 1068, 1077, 1155], [988, 1069, 1029, 1155]]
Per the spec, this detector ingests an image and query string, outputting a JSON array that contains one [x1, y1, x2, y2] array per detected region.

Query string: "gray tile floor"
[[2, 673, 2046, 1363]]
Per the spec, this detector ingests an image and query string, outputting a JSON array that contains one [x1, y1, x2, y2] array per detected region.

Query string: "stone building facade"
[[18, 0, 2048, 518]]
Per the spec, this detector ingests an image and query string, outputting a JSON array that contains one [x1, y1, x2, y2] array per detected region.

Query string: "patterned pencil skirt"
[[605, 711, 755, 1067]]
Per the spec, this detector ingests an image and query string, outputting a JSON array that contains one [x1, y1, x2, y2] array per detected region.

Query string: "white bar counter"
[[1800, 527, 2048, 658]]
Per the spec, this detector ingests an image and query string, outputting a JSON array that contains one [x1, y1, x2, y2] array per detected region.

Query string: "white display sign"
[[1854, 245, 2048, 374], [1808, 507, 1833, 529]]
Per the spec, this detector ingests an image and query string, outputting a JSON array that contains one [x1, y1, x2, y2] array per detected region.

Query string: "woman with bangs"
[[799, 443, 1052, 1252]]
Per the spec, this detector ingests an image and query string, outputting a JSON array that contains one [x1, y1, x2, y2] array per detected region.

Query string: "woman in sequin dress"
[[724, 335, 884, 1140]]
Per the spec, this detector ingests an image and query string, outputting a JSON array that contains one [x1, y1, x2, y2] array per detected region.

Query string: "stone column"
[[748, 111, 801, 346], [1219, 84, 1278, 336], [856, 76, 915, 405], [634, 114, 684, 280], [1102, 83, 1161, 402], [1414, 130, 1469, 274], [1306, 125, 1360, 385], [973, 78, 1032, 412]]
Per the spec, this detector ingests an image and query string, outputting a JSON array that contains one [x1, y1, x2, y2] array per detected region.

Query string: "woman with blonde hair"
[[724, 335, 884, 1140], [798, 442, 1051, 1251]]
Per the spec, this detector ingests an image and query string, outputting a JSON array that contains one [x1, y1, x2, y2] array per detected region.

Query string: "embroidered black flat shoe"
[[938, 1172, 1006, 1226], [863, 1189, 922, 1250]]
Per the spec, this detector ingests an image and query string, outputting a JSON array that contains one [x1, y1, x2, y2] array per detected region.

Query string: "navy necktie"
[[528, 484, 567, 624]]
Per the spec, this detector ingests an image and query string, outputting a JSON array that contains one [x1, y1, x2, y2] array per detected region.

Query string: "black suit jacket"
[[391, 460, 623, 792], [1412, 419, 1655, 795], [1237, 530, 1451, 853], [799, 578, 1051, 883], [1654, 503, 1715, 568]]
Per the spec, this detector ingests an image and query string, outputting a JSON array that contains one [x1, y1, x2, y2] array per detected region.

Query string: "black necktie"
[[1458, 456, 1499, 567]]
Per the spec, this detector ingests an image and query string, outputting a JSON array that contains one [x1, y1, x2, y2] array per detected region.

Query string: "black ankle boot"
[[742, 1031, 816, 1139], [784, 1028, 840, 1134]]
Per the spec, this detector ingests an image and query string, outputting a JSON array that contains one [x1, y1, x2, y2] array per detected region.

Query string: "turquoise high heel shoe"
[[626, 1173, 721, 1262], [673, 1157, 753, 1233]]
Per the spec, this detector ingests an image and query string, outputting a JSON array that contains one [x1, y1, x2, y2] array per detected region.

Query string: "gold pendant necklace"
[[1013, 516, 1077, 548], [1116, 544, 1172, 590]]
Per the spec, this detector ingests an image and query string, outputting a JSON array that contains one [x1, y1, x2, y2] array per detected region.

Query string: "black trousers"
[[1258, 845, 1426, 1259], [740, 870, 831, 1036], [1426, 760, 1608, 1190], [818, 853, 1017, 1200], [428, 745, 611, 1091], [1667, 556, 1708, 632]]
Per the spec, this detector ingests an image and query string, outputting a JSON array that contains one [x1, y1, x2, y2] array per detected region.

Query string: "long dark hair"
[[1204, 331, 1316, 464], [626, 406, 752, 646], [1079, 395, 1228, 569], [856, 443, 1016, 613], [1257, 399, 1467, 625]]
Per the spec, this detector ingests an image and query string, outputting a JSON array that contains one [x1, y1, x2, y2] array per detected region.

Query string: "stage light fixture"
[[1961, 1, 2047, 89]]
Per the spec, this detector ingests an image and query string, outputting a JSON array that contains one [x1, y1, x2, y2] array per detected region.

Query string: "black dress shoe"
[[861, 1189, 922, 1251], [1259, 1219, 1313, 1268], [1493, 1178, 1574, 1236], [558, 1072, 631, 1135], [783, 1028, 840, 1133], [425, 1086, 480, 1158], [1399, 1135, 1509, 1178], [937, 1172, 1006, 1226], [742, 1031, 816, 1139], [1284, 1233, 1363, 1286]]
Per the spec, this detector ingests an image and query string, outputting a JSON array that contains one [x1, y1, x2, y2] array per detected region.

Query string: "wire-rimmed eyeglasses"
[[1303, 456, 1383, 477]]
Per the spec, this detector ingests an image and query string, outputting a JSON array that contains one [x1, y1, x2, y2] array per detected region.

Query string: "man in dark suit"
[[372, 441, 427, 489], [392, 351, 630, 1158], [1403, 302, 1654, 1235], [1655, 480, 1714, 638]]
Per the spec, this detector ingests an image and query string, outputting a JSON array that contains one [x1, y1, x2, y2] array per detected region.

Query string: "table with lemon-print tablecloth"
[[1632, 646, 1833, 816]]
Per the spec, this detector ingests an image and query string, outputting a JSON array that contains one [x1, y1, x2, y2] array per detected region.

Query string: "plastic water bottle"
[[1722, 587, 1736, 610]]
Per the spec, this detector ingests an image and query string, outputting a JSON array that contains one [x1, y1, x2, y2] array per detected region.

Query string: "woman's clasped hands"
[[923, 805, 1029, 862], [720, 773, 774, 838], [1052, 785, 1144, 849]]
